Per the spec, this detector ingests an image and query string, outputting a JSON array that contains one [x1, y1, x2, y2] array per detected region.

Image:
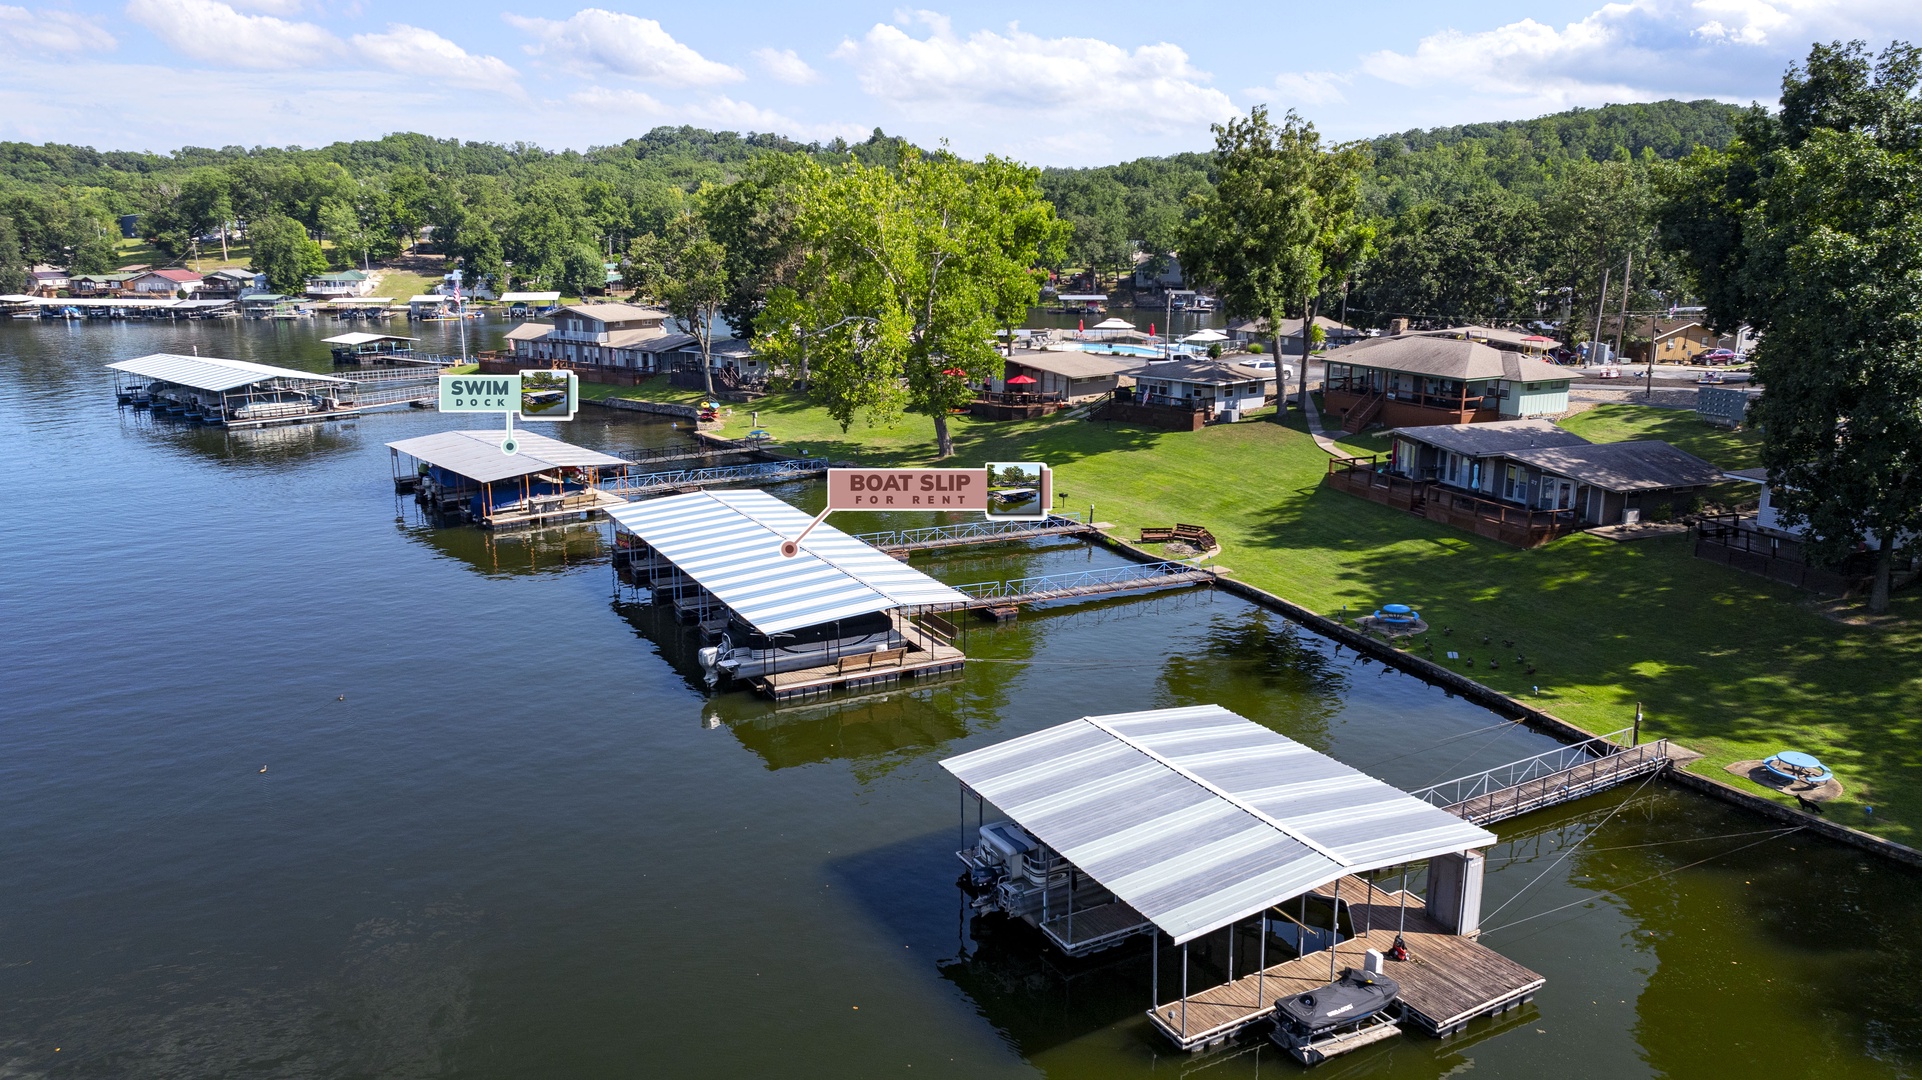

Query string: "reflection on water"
[[404, 517, 609, 578], [5, 318, 1922, 1079]]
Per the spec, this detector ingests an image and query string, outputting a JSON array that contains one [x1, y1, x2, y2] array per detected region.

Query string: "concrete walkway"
[[1299, 393, 1344, 457]]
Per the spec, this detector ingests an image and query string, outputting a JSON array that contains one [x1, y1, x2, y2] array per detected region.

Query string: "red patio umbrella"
[[941, 367, 968, 376], [1006, 374, 1037, 385]]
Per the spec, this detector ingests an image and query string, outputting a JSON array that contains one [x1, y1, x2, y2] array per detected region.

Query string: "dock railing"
[[1409, 728, 1672, 825], [949, 560, 1209, 605], [853, 511, 1090, 550]]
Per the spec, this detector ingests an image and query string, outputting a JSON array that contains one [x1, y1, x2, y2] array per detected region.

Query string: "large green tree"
[[757, 149, 1067, 457], [1657, 40, 1922, 611], [698, 153, 811, 339], [247, 213, 326, 294], [1179, 107, 1369, 410], [0, 218, 25, 293], [1358, 189, 1543, 325], [624, 212, 730, 397]]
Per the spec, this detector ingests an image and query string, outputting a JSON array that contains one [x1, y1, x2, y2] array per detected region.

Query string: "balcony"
[[1326, 457, 1581, 548]]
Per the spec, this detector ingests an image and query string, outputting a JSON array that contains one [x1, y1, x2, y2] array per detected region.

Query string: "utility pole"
[[1612, 251, 1632, 364], [1591, 266, 1610, 362]]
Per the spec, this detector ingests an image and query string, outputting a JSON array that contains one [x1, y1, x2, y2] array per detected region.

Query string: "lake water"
[[2, 318, 1918, 1078]]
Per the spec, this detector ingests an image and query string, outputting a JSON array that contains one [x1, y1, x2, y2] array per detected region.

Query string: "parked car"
[[1699, 348, 1736, 364]]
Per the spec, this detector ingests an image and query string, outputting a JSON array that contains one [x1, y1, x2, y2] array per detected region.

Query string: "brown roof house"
[[1327, 418, 1722, 546], [1323, 333, 1573, 433]]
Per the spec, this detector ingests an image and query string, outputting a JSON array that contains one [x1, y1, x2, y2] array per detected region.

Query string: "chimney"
[[1388, 318, 1408, 336]]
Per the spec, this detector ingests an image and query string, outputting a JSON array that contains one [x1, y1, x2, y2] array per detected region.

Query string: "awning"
[[941, 704, 1496, 944], [386, 429, 630, 484], [605, 490, 970, 635], [107, 353, 348, 392]]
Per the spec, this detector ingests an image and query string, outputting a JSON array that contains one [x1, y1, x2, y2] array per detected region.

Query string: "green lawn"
[[367, 269, 439, 301], [1562, 403, 1764, 470], [605, 383, 1920, 843], [111, 237, 254, 272]]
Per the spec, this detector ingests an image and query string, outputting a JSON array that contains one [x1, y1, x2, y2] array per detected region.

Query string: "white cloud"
[[126, 0, 338, 68], [833, 12, 1238, 135], [1251, 71, 1351, 107], [225, 0, 302, 13], [0, 6, 116, 53], [568, 85, 866, 143], [350, 25, 520, 92], [752, 47, 820, 85], [504, 9, 742, 86], [568, 86, 669, 114]]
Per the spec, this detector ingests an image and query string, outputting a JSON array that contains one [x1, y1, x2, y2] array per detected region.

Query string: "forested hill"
[[1041, 98, 1747, 270], [1369, 99, 1744, 161], [0, 126, 907, 189], [0, 98, 1742, 298]]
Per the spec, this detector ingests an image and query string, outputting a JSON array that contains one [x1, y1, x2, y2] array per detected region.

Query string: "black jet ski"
[[1274, 968, 1400, 1040]]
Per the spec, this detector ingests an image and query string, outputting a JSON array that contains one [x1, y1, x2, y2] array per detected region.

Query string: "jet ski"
[[1274, 967, 1400, 1042]]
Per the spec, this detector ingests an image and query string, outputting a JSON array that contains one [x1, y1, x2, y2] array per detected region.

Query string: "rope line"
[[1482, 827, 1805, 937], [1480, 767, 1664, 923]]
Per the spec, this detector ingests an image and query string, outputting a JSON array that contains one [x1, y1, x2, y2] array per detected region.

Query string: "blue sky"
[[1, 0, 1917, 164]]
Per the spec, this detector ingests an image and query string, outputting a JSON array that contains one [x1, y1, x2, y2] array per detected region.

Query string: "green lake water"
[[0, 317, 1917, 1078]]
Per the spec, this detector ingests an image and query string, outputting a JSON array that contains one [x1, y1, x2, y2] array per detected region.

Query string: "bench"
[[834, 647, 910, 675], [1139, 527, 1175, 543]]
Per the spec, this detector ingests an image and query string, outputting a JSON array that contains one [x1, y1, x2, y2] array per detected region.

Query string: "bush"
[[1247, 341, 1263, 355], [1207, 342, 1222, 358], [1650, 502, 1675, 522]]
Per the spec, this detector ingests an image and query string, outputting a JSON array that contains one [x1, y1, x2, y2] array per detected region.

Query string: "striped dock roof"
[[940, 705, 1496, 944], [605, 490, 970, 635]]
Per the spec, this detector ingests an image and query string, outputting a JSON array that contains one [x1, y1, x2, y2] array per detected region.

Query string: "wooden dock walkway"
[[854, 514, 1097, 554], [1413, 732, 1673, 827], [952, 561, 1216, 614], [1149, 878, 1544, 1051]]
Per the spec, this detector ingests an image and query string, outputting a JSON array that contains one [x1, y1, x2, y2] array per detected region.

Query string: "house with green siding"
[[1323, 332, 1574, 433]]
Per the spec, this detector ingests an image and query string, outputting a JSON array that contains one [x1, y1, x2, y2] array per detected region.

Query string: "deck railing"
[[597, 457, 828, 497]]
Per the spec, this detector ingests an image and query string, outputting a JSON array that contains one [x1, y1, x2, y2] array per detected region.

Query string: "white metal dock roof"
[[940, 705, 1497, 945], [107, 353, 348, 392], [323, 332, 417, 345], [605, 490, 971, 635], [386, 429, 631, 484]]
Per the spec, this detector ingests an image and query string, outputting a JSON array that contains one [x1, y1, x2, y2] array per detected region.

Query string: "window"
[[1503, 464, 1525, 500]]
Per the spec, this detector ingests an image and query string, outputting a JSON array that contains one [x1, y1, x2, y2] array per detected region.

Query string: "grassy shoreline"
[[596, 382, 1919, 842]]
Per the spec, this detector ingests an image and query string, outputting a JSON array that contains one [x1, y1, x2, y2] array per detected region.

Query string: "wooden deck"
[[1149, 878, 1544, 1051], [1038, 899, 1152, 955]]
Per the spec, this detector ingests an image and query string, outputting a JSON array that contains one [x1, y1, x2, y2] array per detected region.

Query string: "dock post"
[[1633, 703, 1643, 746], [1257, 918, 1266, 1008], [1329, 890, 1340, 980], [1180, 943, 1189, 1038], [1152, 932, 1159, 1009]]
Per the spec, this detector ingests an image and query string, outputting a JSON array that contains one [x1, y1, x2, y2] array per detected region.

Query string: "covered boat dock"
[[607, 490, 969, 699], [324, 331, 421, 365], [108, 353, 355, 427], [388, 429, 632, 529], [941, 704, 1544, 1054]]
